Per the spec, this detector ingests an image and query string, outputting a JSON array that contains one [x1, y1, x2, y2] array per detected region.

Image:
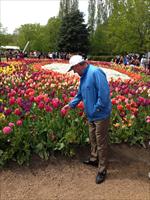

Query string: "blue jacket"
[[69, 64, 112, 122]]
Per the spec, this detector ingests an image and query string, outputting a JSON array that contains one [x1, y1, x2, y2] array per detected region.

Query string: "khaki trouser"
[[88, 118, 110, 173]]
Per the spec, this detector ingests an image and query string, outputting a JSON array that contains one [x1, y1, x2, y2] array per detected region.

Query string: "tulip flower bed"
[[0, 59, 150, 166]]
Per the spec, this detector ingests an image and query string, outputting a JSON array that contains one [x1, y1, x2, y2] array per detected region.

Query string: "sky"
[[0, 0, 88, 34]]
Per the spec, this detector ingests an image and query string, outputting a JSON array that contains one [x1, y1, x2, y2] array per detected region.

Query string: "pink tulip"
[[123, 88, 129, 94], [45, 105, 53, 112], [35, 95, 43, 103], [44, 97, 50, 103], [146, 116, 150, 123], [62, 94, 68, 103], [16, 120, 23, 126], [70, 91, 76, 97], [10, 89, 17, 96], [38, 102, 45, 109], [61, 108, 68, 116], [52, 98, 59, 108], [8, 122, 15, 127], [62, 94, 67, 99], [2, 126, 12, 135], [16, 97, 23, 106], [30, 96, 34, 102]]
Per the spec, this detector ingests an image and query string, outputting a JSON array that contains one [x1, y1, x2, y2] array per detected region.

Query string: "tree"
[[0, 23, 17, 46], [107, 0, 150, 54], [58, 0, 64, 19], [96, 0, 110, 26], [16, 24, 46, 52], [125, 0, 150, 53], [88, 0, 96, 34], [0, 23, 7, 34], [57, 10, 90, 54], [45, 17, 61, 51], [96, 0, 104, 26], [58, 0, 72, 19], [71, 0, 79, 11], [90, 24, 110, 55]]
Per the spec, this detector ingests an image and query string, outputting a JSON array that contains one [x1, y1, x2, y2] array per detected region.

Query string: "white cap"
[[68, 55, 84, 71]]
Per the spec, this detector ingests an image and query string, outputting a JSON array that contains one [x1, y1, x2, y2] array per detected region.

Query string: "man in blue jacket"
[[63, 55, 112, 184]]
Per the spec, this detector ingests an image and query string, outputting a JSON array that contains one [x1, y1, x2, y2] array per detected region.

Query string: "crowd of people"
[[0, 49, 89, 63], [114, 54, 150, 72], [1, 50, 74, 61], [1, 49, 149, 73]]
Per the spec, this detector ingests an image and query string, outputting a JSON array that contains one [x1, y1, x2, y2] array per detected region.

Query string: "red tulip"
[[9, 97, 16, 105], [117, 104, 123, 111], [14, 108, 22, 116], [125, 104, 131, 110], [111, 98, 116, 105], [77, 101, 84, 110], [4, 108, 12, 116], [29, 96, 34, 102]]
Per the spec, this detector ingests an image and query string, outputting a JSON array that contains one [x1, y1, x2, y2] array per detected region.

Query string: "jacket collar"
[[81, 64, 90, 78]]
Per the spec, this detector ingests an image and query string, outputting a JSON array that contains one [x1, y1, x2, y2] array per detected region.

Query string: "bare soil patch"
[[0, 144, 150, 200]]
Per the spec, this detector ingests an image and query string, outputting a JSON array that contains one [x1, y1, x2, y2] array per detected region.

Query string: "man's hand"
[[61, 104, 71, 116], [62, 104, 71, 110]]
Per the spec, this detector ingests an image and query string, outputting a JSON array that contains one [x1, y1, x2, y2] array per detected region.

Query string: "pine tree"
[[58, 10, 89, 54]]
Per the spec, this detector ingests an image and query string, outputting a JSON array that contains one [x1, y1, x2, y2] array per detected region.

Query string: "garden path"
[[1, 145, 150, 200]]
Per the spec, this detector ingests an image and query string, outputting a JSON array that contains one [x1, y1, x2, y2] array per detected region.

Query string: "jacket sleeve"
[[93, 69, 110, 111], [69, 85, 82, 108]]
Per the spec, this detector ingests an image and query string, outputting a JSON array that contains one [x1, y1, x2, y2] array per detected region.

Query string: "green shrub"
[[88, 55, 114, 62]]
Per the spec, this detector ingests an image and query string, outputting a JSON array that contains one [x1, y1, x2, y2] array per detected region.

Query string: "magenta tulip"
[[2, 126, 12, 135], [16, 120, 23, 126]]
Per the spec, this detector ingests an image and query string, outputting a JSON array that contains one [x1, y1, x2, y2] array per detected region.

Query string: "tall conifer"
[[58, 0, 72, 19], [71, 0, 79, 11], [58, 10, 89, 53], [88, 0, 96, 34]]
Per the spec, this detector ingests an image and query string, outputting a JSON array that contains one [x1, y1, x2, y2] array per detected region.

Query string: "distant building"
[[0, 45, 20, 50]]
